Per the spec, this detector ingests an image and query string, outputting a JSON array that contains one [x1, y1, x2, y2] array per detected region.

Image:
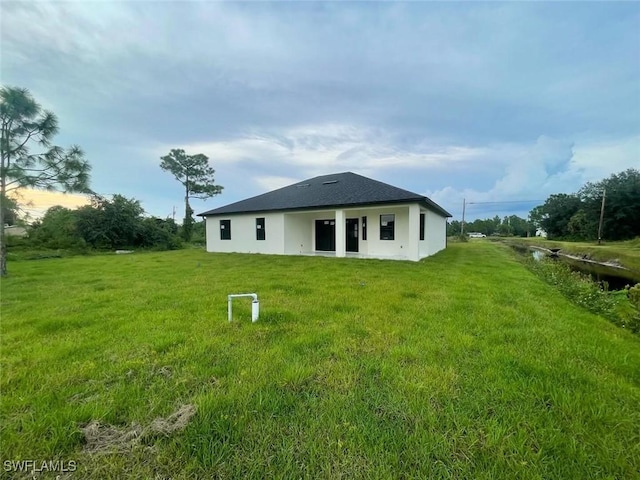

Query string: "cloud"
[[254, 176, 300, 192], [163, 127, 639, 221], [10, 188, 91, 220], [572, 136, 640, 179], [427, 135, 639, 220], [163, 123, 490, 176], [2, 2, 637, 221], [7, 1, 637, 145]]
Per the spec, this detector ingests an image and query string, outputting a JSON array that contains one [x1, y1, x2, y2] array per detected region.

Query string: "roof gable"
[[198, 172, 451, 217]]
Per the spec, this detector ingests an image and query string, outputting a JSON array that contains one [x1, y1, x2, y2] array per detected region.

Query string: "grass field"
[[1, 242, 639, 479]]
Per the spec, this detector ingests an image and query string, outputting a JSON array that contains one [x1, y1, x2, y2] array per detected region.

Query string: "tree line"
[[24, 194, 198, 251], [448, 215, 536, 238], [529, 169, 640, 241], [448, 169, 639, 242], [1, 85, 221, 275]]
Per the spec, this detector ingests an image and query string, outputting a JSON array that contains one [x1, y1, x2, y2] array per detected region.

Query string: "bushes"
[[23, 196, 183, 253], [28, 206, 88, 250], [136, 218, 182, 250], [629, 284, 640, 309], [525, 256, 640, 333]]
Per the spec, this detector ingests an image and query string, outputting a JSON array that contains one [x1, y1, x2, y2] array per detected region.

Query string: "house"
[[198, 172, 451, 261]]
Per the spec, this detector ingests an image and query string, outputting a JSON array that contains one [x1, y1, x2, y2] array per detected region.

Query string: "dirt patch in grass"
[[148, 403, 196, 435], [82, 404, 196, 453], [81, 421, 143, 453]]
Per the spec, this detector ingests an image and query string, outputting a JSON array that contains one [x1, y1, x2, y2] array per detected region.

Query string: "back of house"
[[198, 172, 451, 261]]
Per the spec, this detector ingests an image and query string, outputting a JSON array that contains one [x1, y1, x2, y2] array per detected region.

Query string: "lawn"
[[1, 242, 639, 479]]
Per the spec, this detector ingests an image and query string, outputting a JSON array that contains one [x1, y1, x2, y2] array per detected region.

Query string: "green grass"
[[512, 237, 640, 274], [1, 243, 639, 479]]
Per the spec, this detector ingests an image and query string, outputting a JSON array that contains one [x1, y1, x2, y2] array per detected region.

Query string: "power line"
[[466, 200, 544, 205], [460, 198, 543, 236]]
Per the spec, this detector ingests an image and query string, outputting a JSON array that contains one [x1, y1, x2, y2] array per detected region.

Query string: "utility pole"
[[597, 189, 606, 245], [172, 205, 176, 222], [461, 198, 466, 236]]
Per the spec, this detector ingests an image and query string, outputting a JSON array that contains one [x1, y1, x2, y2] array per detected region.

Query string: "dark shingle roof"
[[198, 172, 451, 217]]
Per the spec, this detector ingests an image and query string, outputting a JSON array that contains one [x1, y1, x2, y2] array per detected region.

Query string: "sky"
[[2, 1, 639, 222], [10, 188, 90, 220]]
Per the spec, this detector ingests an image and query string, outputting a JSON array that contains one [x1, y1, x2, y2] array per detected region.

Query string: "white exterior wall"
[[419, 209, 447, 257], [204, 202, 448, 261], [359, 205, 415, 260], [283, 213, 314, 254], [205, 213, 285, 254]]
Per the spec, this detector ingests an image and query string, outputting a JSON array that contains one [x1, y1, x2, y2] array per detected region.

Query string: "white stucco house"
[[198, 172, 451, 261]]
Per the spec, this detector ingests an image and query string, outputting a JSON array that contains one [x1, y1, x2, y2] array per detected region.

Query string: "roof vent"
[[322, 180, 339, 185]]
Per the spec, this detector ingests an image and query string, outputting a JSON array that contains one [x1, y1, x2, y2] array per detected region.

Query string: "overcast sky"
[[2, 1, 639, 221]]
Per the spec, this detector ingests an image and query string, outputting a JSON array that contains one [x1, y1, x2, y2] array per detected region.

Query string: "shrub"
[[524, 256, 640, 333], [629, 284, 640, 309], [136, 218, 182, 250]]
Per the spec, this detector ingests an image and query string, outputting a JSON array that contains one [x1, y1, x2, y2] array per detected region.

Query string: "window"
[[220, 219, 231, 240], [420, 213, 425, 241], [362, 216, 367, 240], [256, 217, 265, 240], [380, 214, 395, 240]]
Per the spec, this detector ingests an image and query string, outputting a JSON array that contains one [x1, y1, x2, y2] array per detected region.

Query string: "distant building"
[[4, 225, 27, 237]]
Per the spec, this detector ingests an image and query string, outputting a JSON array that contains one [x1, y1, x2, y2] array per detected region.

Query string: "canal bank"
[[529, 245, 639, 290], [502, 239, 640, 289], [503, 239, 640, 333]]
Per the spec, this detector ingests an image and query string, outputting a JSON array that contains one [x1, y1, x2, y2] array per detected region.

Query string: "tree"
[[567, 209, 591, 240], [503, 215, 535, 238], [529, 194, 582, 239], [160, 149, 222, 242], [29, 205, 83, 249], [0, 86, 91, 275], [1, 193, 19, 226], [76, 194, 145, 249], [530, 169, 640, 242], [447, 220, 461, 236], [29, 195, 182, 251], [136, 217, 182, 250], [578, 169, 640, 241]]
